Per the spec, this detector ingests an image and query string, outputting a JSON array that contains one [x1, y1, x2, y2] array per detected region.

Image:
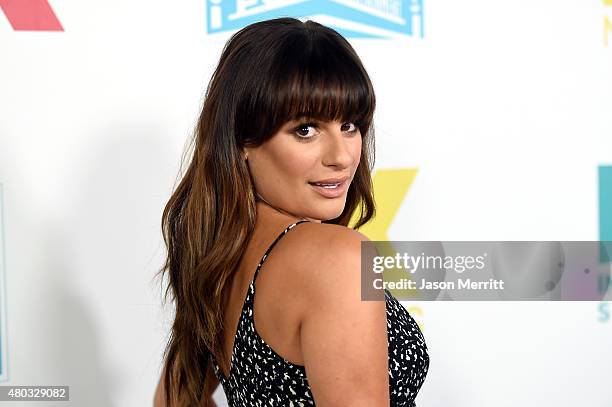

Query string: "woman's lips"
[[308, 178, 349, 198]]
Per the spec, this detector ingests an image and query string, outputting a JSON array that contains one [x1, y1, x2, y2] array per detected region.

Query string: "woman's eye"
[[341, 122, 359, 133], [295, 124, 318, 139], [292, 121, 359, 141]]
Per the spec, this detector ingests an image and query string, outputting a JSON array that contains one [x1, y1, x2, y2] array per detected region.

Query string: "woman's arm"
[[297, 226, 389, 406], [153, 359, 220, 407], [203, 359, 220, 407], [153, 365, 167, 407]]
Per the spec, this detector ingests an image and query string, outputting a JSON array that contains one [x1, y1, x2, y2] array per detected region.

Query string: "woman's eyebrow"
[[285, 116, 322, 126], [292, 113, 320, 121], [285, 114, 355, 126]]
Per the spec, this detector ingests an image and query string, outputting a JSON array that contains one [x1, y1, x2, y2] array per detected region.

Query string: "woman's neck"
[[254, 194, 321, 223]]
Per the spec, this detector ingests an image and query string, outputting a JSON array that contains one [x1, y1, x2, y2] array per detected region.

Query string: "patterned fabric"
[[211, 220, 429, 406]]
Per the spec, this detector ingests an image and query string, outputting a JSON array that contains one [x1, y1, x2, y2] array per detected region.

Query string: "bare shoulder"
[[287, 222, 389, 405], [288, 221, 370, 267], [284, 222, 376, 316]]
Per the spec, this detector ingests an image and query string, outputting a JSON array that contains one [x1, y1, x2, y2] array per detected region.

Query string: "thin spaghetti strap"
[[252, 219, 310, 283]]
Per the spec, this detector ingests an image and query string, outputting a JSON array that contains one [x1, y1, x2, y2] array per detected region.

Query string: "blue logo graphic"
[[600, 302, 610, 322], [600, 166, 612, 263], [206, 0, 424, 39], [599, 166, 611, 323]]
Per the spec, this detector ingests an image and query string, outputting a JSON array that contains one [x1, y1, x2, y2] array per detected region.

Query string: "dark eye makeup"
[[290, 121, 360, 142]]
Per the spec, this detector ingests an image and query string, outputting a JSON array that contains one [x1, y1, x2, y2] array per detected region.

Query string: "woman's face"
[[245, 118, 362, 222]]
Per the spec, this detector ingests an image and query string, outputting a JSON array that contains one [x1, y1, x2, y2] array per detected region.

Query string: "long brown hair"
[[157, 17, 377, 406]]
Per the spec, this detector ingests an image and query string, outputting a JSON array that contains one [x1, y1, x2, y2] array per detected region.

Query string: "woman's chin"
[[309, 205, 346, 222]]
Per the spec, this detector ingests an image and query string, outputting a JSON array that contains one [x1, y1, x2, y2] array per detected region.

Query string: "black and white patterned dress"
[[211, 220, 430, 406]]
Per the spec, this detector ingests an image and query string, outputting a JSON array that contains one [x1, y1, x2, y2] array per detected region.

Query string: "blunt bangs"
[[236, 23, 376, 146]]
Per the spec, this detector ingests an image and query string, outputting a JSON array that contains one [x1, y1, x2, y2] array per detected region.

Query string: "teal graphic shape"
[[206, 0, 424, 39], [600, 166, 612, 263]]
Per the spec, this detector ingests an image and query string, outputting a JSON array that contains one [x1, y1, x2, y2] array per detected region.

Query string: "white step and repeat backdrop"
[[1, 0, 611, 406]]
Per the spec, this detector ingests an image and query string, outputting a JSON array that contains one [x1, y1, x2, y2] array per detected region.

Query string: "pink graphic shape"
[[0, 0, 63, 31]]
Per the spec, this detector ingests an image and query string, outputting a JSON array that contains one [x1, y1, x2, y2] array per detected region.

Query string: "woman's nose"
[[321, 126, 355, 169]]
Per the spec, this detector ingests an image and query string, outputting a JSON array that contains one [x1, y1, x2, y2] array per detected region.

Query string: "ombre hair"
[[157, 17, 376, 406]]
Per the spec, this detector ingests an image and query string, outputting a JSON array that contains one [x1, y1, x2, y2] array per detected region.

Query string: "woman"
[[155, 17, 429, 406]]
